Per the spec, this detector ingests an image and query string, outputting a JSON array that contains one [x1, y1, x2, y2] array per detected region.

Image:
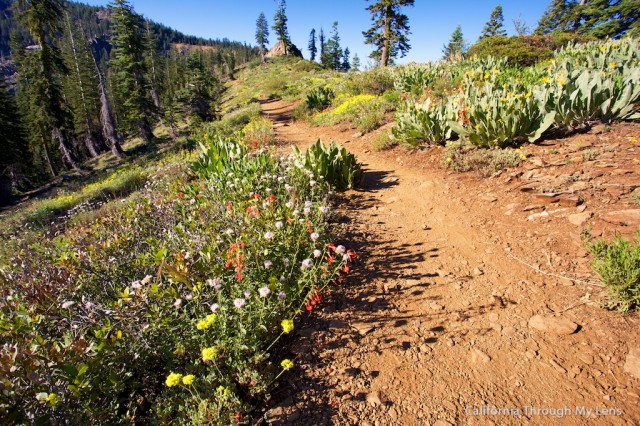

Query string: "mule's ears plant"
[[306, 87, 335, 111], [293, 140, 363, 190]]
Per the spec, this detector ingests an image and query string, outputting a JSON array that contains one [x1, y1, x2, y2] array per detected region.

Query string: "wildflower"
[[234, 298, 246, 309], [131, 281, 142, 289], [285, 184, 293, 192], [275, 220, 284, 229], [310, 180, 317, 186], [304, 207, 311, 215], [185, 293, 194, 301], [305, 200, 313, 208], [301, 258, 313, 270], [207, 278, 222, 289], [293, 209, 300, 216], [202, 346, 218, 361], [141, 275, 153, 285], [166, 372, 183, 387], [173, 298, 182, 308], [446, 157, 452, 163], [243, 289, 252, 298], [210, 303, 219, 312], [335, 245, 346, 254], [285, 201, 294, 208], [609, 62, 617, 69], [313, 249, 322, 258], [197, 319, 212, 330], [182, 375, 195, 385], [310, 232, 320, 242], [319, 206, 329, 214], [278, 291, 286, 300], [45, 393, 61, 407], [281, 359, 294, 370], [264, 260, 273, 269], [217, 385, 230, 396], [281, 319, 294, 333], [61, 301, 75, 309], [264, 231, 274, 240], [259, 286, 271, 298], [283, 258, 290, 266]]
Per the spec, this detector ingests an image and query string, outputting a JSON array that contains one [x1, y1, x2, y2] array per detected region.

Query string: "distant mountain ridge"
[[0, 0, 255, 59]]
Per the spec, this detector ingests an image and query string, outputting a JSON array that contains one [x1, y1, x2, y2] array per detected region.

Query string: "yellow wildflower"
[[217, 385, 230, 396], [206, 313, 217, 322], [629, 137, 638, 144], [182, 375, 195, 385], [196, 319, 211, 330], [525, 92, 532, 98], [281, 359, 294, 370], [542, 77, 551, 84], [609, 62, 617, 69], [446, 157, 453, 163], [166, 372, 183, 387], [281, 319, 294, 334], [202, 346, 218, 362], [46, 393, 61, 407]]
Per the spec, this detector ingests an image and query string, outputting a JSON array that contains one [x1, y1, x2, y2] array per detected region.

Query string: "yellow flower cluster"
[[202, 346, 218, 362], [182, 374, 195, 385], [46, 393, 61, 407], [196, 313, 217, 330], [281, 319, 294, 334], [166, 372, 183, 387], [281, 359, 294, 370], [217, 385, 231, 396]]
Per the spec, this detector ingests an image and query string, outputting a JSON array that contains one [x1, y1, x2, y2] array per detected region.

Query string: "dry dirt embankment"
[[260, 99, 640, 426]]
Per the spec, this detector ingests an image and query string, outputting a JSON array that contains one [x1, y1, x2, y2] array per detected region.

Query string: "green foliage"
[[362, 0, 415, 67], [293, 140, 363, 190], [201, 103, 261, 138], [587, 231, 640, 311], [255, 12, 269, 57], [306, 87, 335, 111], [311, 94, 385, 131], [321, 21, 343, 70], [467, 33, 596, 67], [242, 116, 275, 149], [371, 131, 397, 151], [392, 97, 459, 147], [272, 0, 291, 54], [0, 133, 354, 423], [443, 25, 467, 60], [479, 5, 507, 40]]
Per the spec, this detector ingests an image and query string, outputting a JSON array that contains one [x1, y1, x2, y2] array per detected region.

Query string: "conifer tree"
[[512, 15, 530, 35], [272, 0, 291, 54], [255, 12, 269, 62], [342, 47, 351, 72], [62, 13, 103, 157], [363, 0, 414, 67], [442, 25, 467, 60], [177, 52, 220, 123], [322, 21, 343, 70], [14, 0, 81, 171], [351, 53, 361, 71], [308, 28, 317, 61], [109, 0, 155, 142], [535, 0, 576, 34], [479, 5, 507, 39], [319, 27, 326, 60], [144, 20, 163, 113]]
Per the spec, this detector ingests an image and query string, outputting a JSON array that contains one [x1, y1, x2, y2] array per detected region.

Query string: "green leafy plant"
[[586, 230, 640, 311], [293, 139, 363, 190], [306, 87, 335, 111], [392, 97, 460, 147]]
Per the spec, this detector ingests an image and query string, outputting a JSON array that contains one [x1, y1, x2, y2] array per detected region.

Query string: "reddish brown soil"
[[260, 99, 640, 426]]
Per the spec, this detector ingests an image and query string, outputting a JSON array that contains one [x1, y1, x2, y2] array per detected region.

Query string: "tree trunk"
[[42, 136, 57, 177], [139, 119, 154, 142], [52, 127, 81, 171], [381, 6, 391, 67], [97, 75, 126, 159]]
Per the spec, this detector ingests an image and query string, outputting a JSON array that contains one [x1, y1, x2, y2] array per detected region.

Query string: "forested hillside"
[[0, 0, 258, 203]]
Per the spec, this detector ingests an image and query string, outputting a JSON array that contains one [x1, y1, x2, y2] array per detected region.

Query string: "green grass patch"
[[444, 141, 525, 176]]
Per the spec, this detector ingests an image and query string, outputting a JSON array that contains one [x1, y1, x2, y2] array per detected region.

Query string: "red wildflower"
[[267, 194, 276, 203], [347, 250, 357, 262], [342, 265, 350, 274], [178, 192, 185, 199], [328, 243, 336, 253], [253, 193, 261, 199], [226, 201, 233, 211]]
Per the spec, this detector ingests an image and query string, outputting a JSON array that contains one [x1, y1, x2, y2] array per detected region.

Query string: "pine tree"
[[319, 27, 325, 60], [272, 0, 290, 55], [177, 52, 220, 123], [144, 20, 163, 113], [14, 0, 81, 171], [535, 0, 576, 34], [308, 28, 317, 61], [479, 5, 507, 39], [351, 53, 361, 71], [322, 21, 343, 70], [109, 0, 155, 142], [342, 47, 351, 72], [442, 25, 467, 60], [363, 0, 414, 67], [62, 13, 103, 158], [512, 15, 530, 35], [255, 12, 269, 62]]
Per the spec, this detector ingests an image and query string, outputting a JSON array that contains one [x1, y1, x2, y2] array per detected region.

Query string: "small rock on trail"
[[528, 314, 579, 335]]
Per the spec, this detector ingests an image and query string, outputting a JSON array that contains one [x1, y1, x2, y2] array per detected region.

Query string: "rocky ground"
[[258, 99, 640, 426]]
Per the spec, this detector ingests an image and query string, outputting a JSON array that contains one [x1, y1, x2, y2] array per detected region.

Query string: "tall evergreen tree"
[[62, 13, 103, 158], [322, 21, 343, 70], [351, 53, 361, 71], [177, 52, 220, 123], [319, 27, 325, 60], [442, 25, 467, 60], [14, 0, 81, 171], [255, 12, 269, 62], [144, 20, 163, 113], [363, 0, 414, 67], [479, 5, 507, 39], [308, 28, 317, 61], [342, 47, 351, 72], [535, 0, 577, 34], [109, 0, 154, 142], [272, 0, 290, 54]]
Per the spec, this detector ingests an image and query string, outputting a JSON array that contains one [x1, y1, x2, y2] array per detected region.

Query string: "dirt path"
[[259, 99, 640, 426]]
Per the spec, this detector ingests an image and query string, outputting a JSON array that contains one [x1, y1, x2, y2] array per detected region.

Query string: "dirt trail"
[[259, 99, 640, 426]]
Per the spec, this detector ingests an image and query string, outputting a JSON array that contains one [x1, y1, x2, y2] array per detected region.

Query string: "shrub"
[[586, 231, 640, 311], [345, 67, 395, 95], [444, 141, 524, 176], [306, 87, 335, 111], [467, 33, 596, 67], [293, 139, 363, 190], [242, 116, 274, 149]]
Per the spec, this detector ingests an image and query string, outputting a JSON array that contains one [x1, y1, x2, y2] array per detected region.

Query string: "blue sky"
[[79, 1, 549, 64]]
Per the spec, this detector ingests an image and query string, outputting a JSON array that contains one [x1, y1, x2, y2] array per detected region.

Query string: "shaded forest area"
[[0, 0, 258, 204]]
